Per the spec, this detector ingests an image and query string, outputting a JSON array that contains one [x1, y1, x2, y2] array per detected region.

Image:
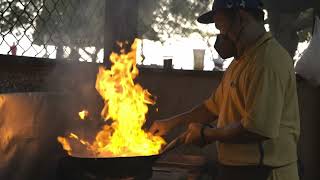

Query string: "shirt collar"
[[237, 32, 273, 60]]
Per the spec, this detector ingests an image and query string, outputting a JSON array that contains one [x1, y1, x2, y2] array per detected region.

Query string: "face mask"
[[214, 11, 244, 59], [214, 34, 237, 59]]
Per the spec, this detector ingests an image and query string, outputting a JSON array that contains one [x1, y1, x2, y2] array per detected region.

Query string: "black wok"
[[56, 134, 185, 179]]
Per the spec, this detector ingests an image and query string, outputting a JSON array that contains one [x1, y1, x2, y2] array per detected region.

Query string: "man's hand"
[[149, 119, 175, 136], [184, 123, 204, 147]]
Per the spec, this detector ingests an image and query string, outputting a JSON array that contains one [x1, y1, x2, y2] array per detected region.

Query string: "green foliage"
[[0, 0, 42, 32], [150, 0, 214, 41], [1, 0, 104, 48], [33, 0, 104, 47]]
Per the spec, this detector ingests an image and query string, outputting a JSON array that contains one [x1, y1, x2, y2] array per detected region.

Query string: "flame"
[[79, 110, 89, 120], [57, 137, 72, 155], [58, 39, 165, 157]]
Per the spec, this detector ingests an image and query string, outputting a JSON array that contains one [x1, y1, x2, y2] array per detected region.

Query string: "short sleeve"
[[241, 66, 285, 138], [204, 83, 223, 116]]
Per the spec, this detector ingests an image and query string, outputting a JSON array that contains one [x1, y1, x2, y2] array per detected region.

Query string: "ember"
[[78, 110, 89, 120], [58, 39, 166, 157]]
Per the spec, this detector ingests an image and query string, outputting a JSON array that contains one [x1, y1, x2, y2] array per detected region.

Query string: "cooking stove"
[[151, 154, 209, 180], [57, 154, 211, 180]]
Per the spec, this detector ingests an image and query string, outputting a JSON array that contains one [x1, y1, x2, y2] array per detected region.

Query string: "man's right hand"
[[149, 119, 176, 136]]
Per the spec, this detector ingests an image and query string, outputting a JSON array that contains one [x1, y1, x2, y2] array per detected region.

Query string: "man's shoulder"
[[254, 38, 293, 70], [247, 37, 295, 85]]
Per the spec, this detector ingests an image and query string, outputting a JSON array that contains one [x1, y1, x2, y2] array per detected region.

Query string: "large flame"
[[58, 39, 165, 157]]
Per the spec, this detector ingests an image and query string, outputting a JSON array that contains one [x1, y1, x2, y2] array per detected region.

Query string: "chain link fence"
[[1, 0, 220, 69], [1, 0, 104, 63]]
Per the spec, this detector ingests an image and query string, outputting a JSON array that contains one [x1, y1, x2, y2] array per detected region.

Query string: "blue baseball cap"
[[197, 0, 264, 24]]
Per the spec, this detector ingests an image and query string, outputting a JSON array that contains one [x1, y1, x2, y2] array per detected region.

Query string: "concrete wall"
[[136, 69, 222, 159]]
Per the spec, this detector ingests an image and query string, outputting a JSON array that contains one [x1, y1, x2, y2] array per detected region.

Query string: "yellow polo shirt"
[[204, 33, 300, 169]]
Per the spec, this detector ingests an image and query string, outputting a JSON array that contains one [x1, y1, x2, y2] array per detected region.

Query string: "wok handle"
[[160, 132, 187, 155]]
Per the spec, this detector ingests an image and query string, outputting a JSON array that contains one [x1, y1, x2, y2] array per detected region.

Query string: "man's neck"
[[236, 22, 266, 58]]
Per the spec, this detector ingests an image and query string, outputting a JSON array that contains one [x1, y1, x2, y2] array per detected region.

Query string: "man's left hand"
[[184, 123, 204, 147]]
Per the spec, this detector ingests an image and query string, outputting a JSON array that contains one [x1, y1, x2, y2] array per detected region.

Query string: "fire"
[[57, 137, 72, 155], [78, 110, 89, 120], [58, 39, 166, 157]]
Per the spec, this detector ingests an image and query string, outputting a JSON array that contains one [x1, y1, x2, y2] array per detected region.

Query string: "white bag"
[[295, 16, 320, 86]]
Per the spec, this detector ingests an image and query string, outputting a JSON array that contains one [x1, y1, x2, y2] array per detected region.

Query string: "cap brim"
[[197, 11, 215, 24]]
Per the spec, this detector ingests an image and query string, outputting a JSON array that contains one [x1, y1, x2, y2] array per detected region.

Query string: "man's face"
[[213, 10, 235, 35]]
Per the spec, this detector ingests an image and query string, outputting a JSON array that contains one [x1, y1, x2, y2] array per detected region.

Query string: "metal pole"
[[104, 0, 139, 68]]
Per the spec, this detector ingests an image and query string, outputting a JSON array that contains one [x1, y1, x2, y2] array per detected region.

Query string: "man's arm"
[[204, 121, 268, 144], [170, 104, 218, 127], [149, 104, 218, 136]]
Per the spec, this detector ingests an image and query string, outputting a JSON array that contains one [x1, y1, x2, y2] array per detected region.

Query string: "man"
[[150, 0, 300, 179]]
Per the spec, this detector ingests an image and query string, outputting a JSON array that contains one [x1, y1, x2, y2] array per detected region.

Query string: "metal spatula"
[[160, 132, 187, 154]]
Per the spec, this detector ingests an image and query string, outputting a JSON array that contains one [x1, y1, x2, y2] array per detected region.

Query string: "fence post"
[[104, 0, 139, 68]]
